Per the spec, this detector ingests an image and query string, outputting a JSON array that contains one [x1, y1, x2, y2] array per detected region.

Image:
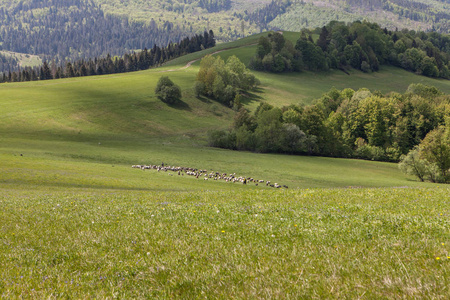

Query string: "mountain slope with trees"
[[0, 0, 188, 73], [250, 21, 450, 79], [2, 0, 450, 73], [270, 0, 450, 33]]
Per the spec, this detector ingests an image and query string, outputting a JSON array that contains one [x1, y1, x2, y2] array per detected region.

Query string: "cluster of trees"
[[0, 0, 186, 72], [399, 125, 450, 183], [249, 32, 302, 72], [209, 84, 450, 170], [1, 31, 215, 83], [194, 55, 259, 108], [250, 21, 450, 79], [155, 76, 182, 104]]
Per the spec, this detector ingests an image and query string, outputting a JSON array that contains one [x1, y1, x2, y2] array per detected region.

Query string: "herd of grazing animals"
[[131, 164, 288, 189]]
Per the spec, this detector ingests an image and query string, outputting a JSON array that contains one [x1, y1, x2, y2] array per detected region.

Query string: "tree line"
[[250, 21, 450, 79], [0, 0, 187, 73], [208, 84, 450, 183], [1, 31, 215, 83]]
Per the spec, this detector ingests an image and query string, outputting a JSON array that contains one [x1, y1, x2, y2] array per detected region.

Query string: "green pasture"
[[0, 188, 449, 298], [165, 34, 450, 108], [1, 33, 450, 298]]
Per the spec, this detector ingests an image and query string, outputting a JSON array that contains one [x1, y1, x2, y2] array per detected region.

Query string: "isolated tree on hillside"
[[155, 76, 182, 104]]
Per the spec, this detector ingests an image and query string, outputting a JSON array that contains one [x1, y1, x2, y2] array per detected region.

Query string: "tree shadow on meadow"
[[196, 95, 212, 104], [168, 99, 192, 111], [240, 87, 264, 106]]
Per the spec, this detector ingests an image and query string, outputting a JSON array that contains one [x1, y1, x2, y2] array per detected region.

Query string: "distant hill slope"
[[0, 0, 187, 72], [1, 0, 449, 71], [271, 0, 450, 33], [94, 0, 450, 38], [1, 35, 449, 189]]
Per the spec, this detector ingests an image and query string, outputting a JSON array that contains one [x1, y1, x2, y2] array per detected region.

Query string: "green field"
[[1, 35, 449, 297]]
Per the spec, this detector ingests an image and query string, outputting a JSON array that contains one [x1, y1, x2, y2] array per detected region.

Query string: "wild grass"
[[0, 188, 449, 298], [1, 33, 450, 298]]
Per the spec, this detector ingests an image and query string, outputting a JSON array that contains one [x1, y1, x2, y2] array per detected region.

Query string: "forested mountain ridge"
[[271, 0, 450, 33], [0, 0, 187, 72], [0, 0, 449, 73]]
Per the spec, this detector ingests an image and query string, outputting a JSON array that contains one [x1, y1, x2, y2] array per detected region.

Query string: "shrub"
[[155, 76, 182, 104]]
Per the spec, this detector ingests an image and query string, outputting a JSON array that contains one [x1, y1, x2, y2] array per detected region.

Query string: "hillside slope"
[[1, 36, 450, 190], [1, 0, 449, 73], [271, 0, 450, 33]]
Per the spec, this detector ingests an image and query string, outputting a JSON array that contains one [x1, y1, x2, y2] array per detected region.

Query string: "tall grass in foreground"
[[1, 188, 448, 298]]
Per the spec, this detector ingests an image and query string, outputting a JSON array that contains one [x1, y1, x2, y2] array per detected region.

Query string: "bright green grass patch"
[[0, 188, 448, 298], [0, 69, 234, 140], [250, 65, 450, 107], [0, 134, 439, 192], [1, 32, 449, 298], [162, 32, 268, 68]]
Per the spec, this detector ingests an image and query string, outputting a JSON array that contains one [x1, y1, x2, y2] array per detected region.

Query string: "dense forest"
[[0, 52, 19, 72], [198, 0, 232, 13], [0, 0, 187, 73], [1, 31, 215, 83], [2, 0, 450, 73], [345, 0, 450, 30], [237, 0, 294, 31], [209, 84, 450, 181], [250, 21, 450, 79], [270, 0, 450, 33]]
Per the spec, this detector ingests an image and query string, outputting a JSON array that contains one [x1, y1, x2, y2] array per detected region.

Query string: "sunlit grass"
[[1, 31, 450, 298], [0, 188, 448, 298]]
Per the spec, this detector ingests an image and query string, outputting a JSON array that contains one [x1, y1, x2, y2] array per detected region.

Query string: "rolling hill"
[[1, 33, 449, 298], [1, 34, 450, 191]]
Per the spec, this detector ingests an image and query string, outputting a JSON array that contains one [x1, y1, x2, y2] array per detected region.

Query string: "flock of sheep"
[[132, 163, 288, 189]]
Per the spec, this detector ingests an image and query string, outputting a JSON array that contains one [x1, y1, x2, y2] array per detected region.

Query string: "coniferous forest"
[[1, 30, 216, 83], [1, 0, 450, 74], [0, 0, 186, 73]]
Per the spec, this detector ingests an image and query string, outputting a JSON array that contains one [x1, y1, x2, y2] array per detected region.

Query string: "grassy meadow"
[[1, 188, 449, 298], [1, 34, 450, 297]]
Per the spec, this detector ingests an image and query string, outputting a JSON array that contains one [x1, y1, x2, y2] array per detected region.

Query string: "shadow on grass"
[[240, 87, 264, 106], [168, 99, 192, 111], [196, 95, 212, 103]]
